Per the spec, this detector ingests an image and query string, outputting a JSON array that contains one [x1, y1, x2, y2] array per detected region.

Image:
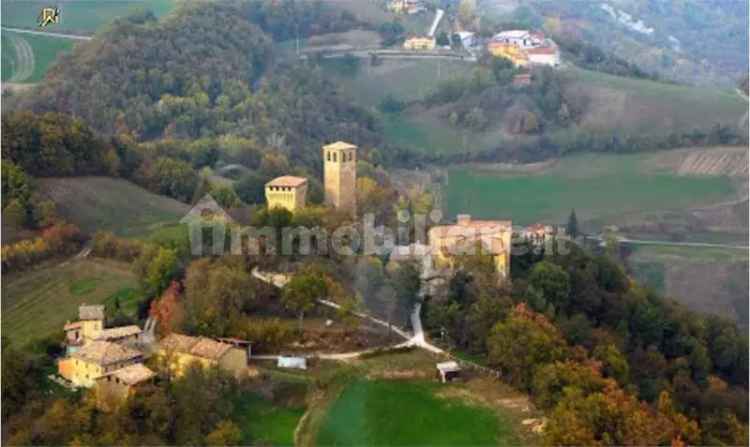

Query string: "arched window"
[[333, 152, 337, 162], [327, 151, 331, 161]]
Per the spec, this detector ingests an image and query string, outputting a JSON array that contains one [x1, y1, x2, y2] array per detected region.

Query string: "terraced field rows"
[[677, 150, 749, 176], [6, 32, 35, 82]]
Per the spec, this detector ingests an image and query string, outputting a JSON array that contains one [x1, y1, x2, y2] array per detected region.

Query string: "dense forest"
[[13, 1, 382, 175], [423, 242, 748, 445]]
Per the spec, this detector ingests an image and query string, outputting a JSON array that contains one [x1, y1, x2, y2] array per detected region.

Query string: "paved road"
[[591, 236, 748, 250], [2, 26, 92, 40]]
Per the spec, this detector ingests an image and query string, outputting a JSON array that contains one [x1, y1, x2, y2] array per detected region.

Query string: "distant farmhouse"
[[488, 30, 560, 67], [388, 0, 425, 15], [403, 35, 436, 51]]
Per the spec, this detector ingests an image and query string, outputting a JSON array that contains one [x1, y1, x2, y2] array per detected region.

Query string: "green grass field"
[[444, 152, 737, 225], [316, 379, 517, 446], [1, 0, 175, 32], [322, 58, 477, 109], [1, 258, 138, 348], [1, 30, 75, 82], [39, 177, 190, 238], [233, 392, 306, 446]]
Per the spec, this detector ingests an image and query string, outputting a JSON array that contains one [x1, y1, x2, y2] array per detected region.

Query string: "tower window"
[[327, 152, 330, 161], [333, 152, 337, 162]]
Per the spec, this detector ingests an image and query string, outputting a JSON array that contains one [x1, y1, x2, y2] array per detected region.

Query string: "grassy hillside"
[[1, 30, 75, 83], [443, 151, 737, 225], [324, 57, 746, 155], [39, 177, 190, 238], [627, 245, 749, 327], [1, 258, 138, 347], [567, 67, 747, 136], [322, 58, 476, 109]]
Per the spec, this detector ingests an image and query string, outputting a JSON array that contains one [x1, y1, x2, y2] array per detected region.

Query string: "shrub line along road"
[[1, 26, 92, 40]]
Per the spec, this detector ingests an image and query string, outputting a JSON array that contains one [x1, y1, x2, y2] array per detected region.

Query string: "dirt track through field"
[[7, 33, 34, 82]]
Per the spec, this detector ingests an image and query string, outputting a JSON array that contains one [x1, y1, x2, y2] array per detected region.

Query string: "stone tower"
[[323, 141, 357, 214]]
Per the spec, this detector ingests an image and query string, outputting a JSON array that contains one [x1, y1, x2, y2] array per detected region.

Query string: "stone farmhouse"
[[63, 304, 105, 348], [157, 333, 248, 378], [95, 363, 156, 412], [57, 304, 156, 412], [59, 340, 144, 388]]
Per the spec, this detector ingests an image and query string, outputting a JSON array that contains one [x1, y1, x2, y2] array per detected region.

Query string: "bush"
[[1, 223, 84, 272]]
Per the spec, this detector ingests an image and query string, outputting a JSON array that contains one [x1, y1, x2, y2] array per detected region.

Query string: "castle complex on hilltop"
[[265, 141, 358, 215]]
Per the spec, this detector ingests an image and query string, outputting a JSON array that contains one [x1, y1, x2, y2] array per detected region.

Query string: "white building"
[[491, 30, 544, 49]]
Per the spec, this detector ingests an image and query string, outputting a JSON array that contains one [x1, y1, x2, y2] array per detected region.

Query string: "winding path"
[[250, 267, 444, 359]]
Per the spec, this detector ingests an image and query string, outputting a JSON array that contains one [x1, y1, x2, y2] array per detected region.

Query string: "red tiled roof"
[[266, 176, 308, 188]]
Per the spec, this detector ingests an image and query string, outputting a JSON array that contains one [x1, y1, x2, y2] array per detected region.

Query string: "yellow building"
[[157, 333, 247, 378], [63, 304, 106, 346], [95, 363, 156, 412], [428, 214, 512, 279], [323, 141, 357, 214], [265, 176, 308, 212], [404, 36, 436, 50], [59, 340, 143, 388], [388, 0, 423, 14], [487, 42, 529, 67]]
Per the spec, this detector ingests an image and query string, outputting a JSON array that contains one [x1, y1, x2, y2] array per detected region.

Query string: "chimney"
[[457, 214, 472, 226]]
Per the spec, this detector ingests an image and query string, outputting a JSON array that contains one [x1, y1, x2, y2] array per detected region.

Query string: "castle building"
[[265, 176, 308, 212], [323, 141, 357, 214], [427, 214, 512, 280]]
